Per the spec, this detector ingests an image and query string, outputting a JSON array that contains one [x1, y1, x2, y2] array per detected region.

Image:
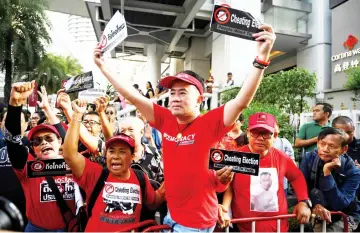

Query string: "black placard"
[[27, 159, 71, 178], [64, 71, 94, 93], [210, 5, 262, 41], [209, 148, 260, 176]]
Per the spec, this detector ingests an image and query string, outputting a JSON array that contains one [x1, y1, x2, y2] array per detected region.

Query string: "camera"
[[0, 196, 24, 231]]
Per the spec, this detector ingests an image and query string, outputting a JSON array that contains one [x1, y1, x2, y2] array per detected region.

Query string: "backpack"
[[86, 168, 166, 230]]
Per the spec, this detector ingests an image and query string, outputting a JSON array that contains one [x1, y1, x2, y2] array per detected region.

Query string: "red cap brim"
[[248, 124, 275, 133], [160, 73, 204, 95], [105, 134, 135, 149], [28, 124, 61, 141]]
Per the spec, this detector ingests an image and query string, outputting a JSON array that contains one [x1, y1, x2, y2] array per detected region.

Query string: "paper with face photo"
[[250, 168, 279, 212]]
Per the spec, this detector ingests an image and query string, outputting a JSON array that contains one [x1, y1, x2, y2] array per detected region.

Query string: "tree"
[[254, 68, 317, 114], [0, 0, 51, 103], [35, 54, 83, 94], [344, 66, 360, 100]]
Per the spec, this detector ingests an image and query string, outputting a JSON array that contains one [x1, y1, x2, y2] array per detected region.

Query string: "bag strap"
[[45, 176, 74, 229], [87, 168, 110, 218], [133, 169, 146, 203]]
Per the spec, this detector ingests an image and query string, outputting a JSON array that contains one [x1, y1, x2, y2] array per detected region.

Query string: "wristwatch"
[[299, 199, 313, 209]]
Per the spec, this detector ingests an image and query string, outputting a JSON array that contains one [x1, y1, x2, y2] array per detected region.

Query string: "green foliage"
[[220, 87, 240, 104], [0, 0, 51, 102], [344, 67, 360, 100], [242, 102, 294, 142], [255, 68, 317, 114]]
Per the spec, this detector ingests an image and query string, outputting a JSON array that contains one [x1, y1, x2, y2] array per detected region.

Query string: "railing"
[[226, 211, 348, 233], [115, 219, 158, 232]]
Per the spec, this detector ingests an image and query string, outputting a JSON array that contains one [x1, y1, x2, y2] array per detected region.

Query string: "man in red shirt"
[[218, 113, 312, 232], [93, 24, 276, 231], [62, 100, 165, 232]]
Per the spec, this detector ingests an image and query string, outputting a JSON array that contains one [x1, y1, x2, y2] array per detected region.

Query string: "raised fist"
[[10, 81, 35, 106]]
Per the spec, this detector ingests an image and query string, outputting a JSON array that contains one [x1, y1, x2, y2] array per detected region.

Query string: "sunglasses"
[[250, 131, 273, 140], [105, 111, 114, 115], [31, 134, 56, 147]]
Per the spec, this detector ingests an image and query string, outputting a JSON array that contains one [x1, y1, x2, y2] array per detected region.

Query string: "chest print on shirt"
[[163, 132, 196, 146], [102, 182, 140, 215], [39, 177, 75, 202], [250, 168, 279, 212]]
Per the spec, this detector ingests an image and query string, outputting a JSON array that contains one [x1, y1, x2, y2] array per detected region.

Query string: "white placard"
[[99, 11, 128, 54]]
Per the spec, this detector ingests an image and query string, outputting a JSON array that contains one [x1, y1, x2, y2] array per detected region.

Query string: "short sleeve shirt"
[[297, 121, 331, 152]]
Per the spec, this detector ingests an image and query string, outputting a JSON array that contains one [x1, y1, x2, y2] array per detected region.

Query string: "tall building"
[[68, 15, 97, 43]]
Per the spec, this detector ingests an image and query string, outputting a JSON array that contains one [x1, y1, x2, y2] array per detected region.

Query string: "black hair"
[[182, 70, 205, 91], [22, 110, 30, 122], [260, 172, 271, 177], [332, 116, 354, 127], [37, 116, 47, 125], [87, 104, 96, 111], [318, 127, 347, 147], [227, 72, 232, 76], [34, 110, 45, 119], [238, 113, 245, 122], [133, 84, 139, 89], [84, 111, 100, 118], [146, 81, 153, 89], [316, 102, 333, 117]]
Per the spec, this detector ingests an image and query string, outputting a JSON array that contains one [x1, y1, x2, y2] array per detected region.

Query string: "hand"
[[293, 202, 311, 224], [37, 86, 50, 110], [94, 43, 105, 68], [312, 204, 331, 223], [57, 92, 72, 111], [94, 96, 109, 113], [323, 158, 341, 176], [252, 24, 276, 61], [71, 99, 87, 114], [216, 166, 234, 185], [158, 182, 165, 195], [355, 160, 360, 168], [217, 204, 231, 228], [10, 81, 35, 106]]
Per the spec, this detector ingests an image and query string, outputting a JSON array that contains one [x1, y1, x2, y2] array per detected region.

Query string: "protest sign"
[[210, 5, 262, 41], [64, 71, 94, 93], [100, 10, 128, 54], [27, 159, 71, 178], [209, 148, 260, 176]]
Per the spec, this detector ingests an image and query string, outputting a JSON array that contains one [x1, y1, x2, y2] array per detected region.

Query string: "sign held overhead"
[[210, 5, 262, 41], [64, 71, 94, 93], [100, 10, 128, 54]]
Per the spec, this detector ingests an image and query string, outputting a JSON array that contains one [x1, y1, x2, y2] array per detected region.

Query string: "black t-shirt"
[[145, 88, 155, 99], [347, 137, 360, 162]]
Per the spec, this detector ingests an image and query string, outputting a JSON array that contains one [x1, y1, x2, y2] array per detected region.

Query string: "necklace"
[[176, 117, 198, 140]]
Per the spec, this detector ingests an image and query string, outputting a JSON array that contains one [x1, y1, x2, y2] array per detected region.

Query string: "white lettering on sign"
[[102, 182, 141, 204], [40, 179, 75, 202], [331, 48, 360, 62], [333, 59, 360, 73], [231, 14, 251, 28], [45, 161, 69, 170]]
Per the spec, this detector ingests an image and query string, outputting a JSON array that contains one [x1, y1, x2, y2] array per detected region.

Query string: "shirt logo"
[[163, 133, 196, 146]]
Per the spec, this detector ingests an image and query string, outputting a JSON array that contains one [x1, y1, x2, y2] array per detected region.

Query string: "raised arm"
[[62, 99, 87, 178], [223, 24, 276, 127], [94, 45, 155, 124], [57, 92, 100, 153], [5, 81, 35, 169], [95, 96, 113, 140], [37, 86, 59, 125]]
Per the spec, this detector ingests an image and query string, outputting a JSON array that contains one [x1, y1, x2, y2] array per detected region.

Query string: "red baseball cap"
[[248, 112, 276, 133], [28, 124, 61, 141], [160, 72, 204, 95], [105, 134, 135, 150]]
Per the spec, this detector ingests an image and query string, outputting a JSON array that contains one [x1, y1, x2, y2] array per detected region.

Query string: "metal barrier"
[[226, 211, 348, 233], [116, 219, 158, 232]]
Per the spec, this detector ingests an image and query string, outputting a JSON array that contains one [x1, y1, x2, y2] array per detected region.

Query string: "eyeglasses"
[[250, 131, 273, 140], [31, 135, 56, 147], [82, 120, 100, 126], [105, 111, 114, 115]]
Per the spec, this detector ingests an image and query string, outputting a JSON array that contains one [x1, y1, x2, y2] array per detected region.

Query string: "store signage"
[[332, 34, 359, 73]]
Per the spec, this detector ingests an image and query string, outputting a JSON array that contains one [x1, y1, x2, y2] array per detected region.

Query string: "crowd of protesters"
[[0, 22, 359, 233]]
